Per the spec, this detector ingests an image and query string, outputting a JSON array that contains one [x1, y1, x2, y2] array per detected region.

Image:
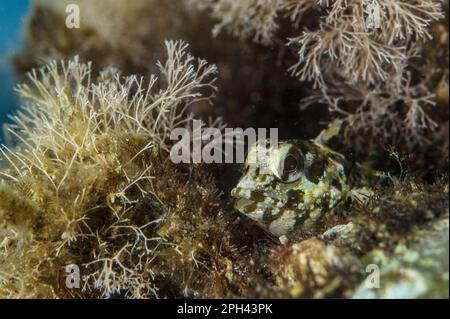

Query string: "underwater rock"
[[270, 238, 362, 298], [353, 215, 449, 299], [319, 223, 370, 256]]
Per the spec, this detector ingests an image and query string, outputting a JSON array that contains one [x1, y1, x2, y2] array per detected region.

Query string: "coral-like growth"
[[198, 0, 444, 84], [15, 0, 313, 141], [0, 41, 247, 298], [287, 0, 444, 86], [0, 187, 59, 298], [196, 0, 449, 169]]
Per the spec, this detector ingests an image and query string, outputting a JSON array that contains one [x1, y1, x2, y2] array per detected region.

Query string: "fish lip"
[[231, 187, 253, 202], [233, 198, 255, 213], [230, 187, 241, 199], [233, 198, 270, 226], [231, 187, 284, 202], [232, 192, 277, 217]]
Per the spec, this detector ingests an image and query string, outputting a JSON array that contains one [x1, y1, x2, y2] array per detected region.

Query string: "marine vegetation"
[[194, 0, 449, 169], [14, 0, 449, 171], [0, 0, 448, 299]]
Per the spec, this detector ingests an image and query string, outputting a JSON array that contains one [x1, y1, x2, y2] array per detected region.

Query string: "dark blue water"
[[0, 1, 30, 142]]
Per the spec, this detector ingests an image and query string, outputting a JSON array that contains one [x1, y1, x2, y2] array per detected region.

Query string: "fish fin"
[[314, 119, 343, 145]]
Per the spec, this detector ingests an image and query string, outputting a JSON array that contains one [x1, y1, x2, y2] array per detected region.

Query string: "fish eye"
[[270, 145, 304, 183], [283, 154, 299, 173], [284, 148, 304, 173]]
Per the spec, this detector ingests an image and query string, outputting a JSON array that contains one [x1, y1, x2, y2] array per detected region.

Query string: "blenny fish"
[[231, 121, 370, 240]]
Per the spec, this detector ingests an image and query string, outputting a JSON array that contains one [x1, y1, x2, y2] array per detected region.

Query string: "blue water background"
[[0, 0, 30, 142]]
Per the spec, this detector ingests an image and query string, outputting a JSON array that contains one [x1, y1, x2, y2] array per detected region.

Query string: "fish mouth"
[[231, 188, 276, 221], [233, 198, 258, 214], [233, 198, 272, 229], [232, 186, 278, 200], [231, 187, 263, 212], [232, 188, 284, 231], [231, 187, 262, 214]]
